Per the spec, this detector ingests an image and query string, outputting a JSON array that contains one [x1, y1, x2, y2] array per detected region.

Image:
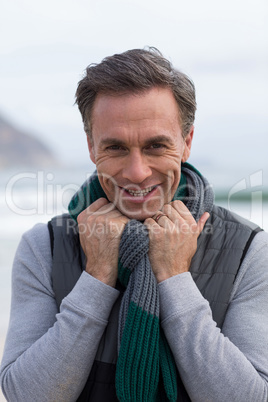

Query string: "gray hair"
[[75, 47, 196, 140]]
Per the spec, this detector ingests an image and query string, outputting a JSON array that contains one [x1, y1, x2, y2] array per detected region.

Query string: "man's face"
[[87, 87, 193, 221]]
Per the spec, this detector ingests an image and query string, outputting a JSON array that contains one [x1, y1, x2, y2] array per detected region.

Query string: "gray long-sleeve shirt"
[[1, 223, 268, 401]]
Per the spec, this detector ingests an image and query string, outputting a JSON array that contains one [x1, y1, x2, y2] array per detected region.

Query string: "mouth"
[[123, 185, 157, 197], [118, 185, 159, 203]]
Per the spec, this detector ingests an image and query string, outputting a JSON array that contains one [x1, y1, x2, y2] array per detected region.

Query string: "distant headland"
[[0, 113, 58, 169]]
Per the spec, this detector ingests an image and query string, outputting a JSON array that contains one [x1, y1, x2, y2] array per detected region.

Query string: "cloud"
[[0, 0, 267, 169]]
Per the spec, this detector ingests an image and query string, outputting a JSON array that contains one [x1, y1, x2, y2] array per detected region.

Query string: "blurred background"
[[0, 0, 267, 399]]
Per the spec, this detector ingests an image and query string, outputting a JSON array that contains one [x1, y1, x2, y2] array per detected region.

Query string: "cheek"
[[95, 155, 117, 175], [96, 160, 119, 192], [161, 156, 182, 189], [155, 153, 181, 175]]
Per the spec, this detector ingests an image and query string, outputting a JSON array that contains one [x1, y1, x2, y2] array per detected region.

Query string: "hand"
[[77, 198, 129, 287], [144, 200, 210, 283]]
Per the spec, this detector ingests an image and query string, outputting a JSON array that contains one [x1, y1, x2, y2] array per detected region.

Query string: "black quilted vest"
[[48, 205, 261, 401]]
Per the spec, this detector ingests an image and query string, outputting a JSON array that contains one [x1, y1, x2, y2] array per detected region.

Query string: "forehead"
[[91, 87, 181, 131]]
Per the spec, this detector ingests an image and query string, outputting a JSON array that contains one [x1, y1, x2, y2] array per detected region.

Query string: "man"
[[1, 48, 268, 401]]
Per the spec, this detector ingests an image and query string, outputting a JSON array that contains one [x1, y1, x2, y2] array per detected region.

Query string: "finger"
[[196, 212, 210, 236], [163, 202, 194, 229], [162, 204, 183, 224], [157, 214, 174, 229], [169, 200, 193, 221], [77, 198, 112, 223], [158, 216, 171, 229], [87, 198, 111, 213], [144, 217, 163, 233], [83, 198, 116, 218]]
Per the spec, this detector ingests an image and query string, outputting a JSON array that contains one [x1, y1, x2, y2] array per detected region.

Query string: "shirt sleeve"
[[0, 223, 120, 402], [158, 230, 268, 402]]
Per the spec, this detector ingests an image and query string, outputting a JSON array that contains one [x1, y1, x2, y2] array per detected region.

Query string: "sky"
[[0, 0, 268, 188], [0, 2, 268, 391]]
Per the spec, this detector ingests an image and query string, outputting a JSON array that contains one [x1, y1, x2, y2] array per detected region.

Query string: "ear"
[[87, 136, 96, 164], [182, 126, 194, 162]]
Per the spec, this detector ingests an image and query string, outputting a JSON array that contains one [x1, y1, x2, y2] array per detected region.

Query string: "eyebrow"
[[99, 135, 174, 147], [143, 135, 174, 147], [99, 138, 126, 147]]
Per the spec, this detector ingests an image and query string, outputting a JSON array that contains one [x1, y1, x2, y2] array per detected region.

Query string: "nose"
[[122, 150, 152, 183]]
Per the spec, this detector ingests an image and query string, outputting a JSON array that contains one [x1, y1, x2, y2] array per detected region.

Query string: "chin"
[[119, 207, 158, 222], [127, 214, 149, 222]]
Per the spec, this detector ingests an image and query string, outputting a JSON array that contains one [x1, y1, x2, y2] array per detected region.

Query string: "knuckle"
[[171, 200, 183, 208], [78, 222, 87, 236], [96, 197, 108, 206], [94, 215, 105, 225], [162, 204, 172, 214], [77, 210, 86, 224], [190, 222, 198, 233]]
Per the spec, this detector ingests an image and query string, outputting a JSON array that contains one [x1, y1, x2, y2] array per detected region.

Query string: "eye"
[[107, 145, 122, 150], [106, 145, 128, 154], [145, 143, 166, 153], [150, 143, 165, 149]]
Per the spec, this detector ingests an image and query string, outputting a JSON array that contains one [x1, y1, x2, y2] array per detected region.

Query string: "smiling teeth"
[[126, 186, 154, 196]]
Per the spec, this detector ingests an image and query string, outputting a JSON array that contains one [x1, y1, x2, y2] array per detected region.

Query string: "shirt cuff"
[[62, 271, 120, 322], [158, 272, 210, 323]]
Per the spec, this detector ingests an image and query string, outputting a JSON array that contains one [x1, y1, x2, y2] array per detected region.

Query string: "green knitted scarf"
[[68, 162, 214, 402]]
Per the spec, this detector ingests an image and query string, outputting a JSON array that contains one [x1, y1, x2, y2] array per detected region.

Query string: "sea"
[[0, 166, 267, 400]]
